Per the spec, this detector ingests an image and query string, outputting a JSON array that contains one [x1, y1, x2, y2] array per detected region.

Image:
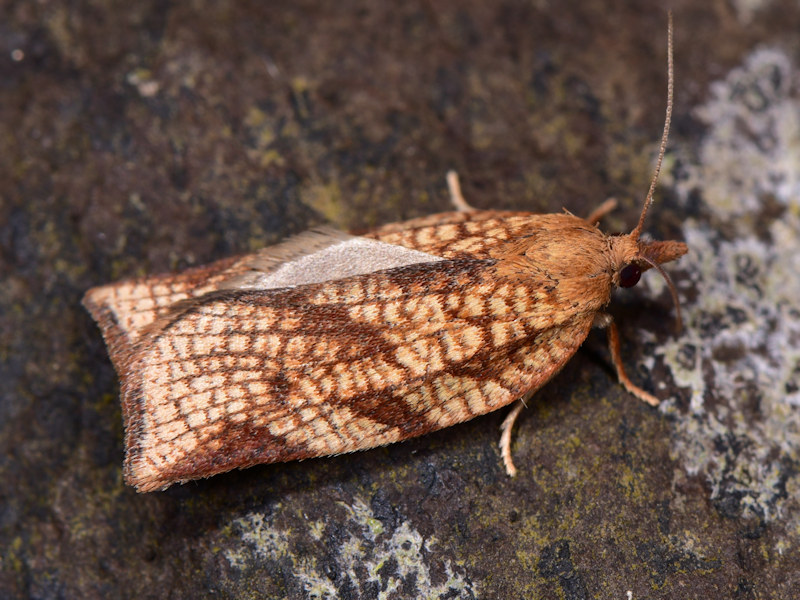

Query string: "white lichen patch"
[[671, 48, 800, 221], [224, 509, 290, 568], [654, 47, 800, 521], [225, 498, 476, 599]]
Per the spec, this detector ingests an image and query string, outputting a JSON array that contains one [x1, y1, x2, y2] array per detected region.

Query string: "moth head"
[[611, 235, 688, 287], [609, 236, 688, 285], [607, 234, 687, 328]]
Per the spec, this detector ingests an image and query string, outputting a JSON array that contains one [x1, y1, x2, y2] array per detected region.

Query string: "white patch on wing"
[[222, 228, 444, 290]]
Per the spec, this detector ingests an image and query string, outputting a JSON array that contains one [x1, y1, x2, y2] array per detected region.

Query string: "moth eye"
[[619, 264, 642, 288]]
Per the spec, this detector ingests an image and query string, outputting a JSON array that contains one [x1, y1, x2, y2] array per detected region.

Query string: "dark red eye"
[[619, 264, 641, 288]]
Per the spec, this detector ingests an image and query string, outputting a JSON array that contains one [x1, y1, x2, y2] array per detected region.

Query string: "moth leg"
[[499, 390, 534, 477], [499, 401, 524, 477], [597, 314, 660, 407], [585, 197, 618, 225], [445, 170, 476, 212]]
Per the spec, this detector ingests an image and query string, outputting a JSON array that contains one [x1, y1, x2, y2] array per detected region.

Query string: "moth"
[[84, 17, 686, 493]]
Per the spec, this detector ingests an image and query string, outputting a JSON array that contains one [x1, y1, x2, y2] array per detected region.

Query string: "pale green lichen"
[[652, 48, 800, 522], [224, 509, 290, 569], [225, 498, 476, 599]]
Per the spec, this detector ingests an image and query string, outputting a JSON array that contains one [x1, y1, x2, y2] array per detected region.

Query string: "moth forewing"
[[118, 248, 595, 492], [82, 211, 590, 374]]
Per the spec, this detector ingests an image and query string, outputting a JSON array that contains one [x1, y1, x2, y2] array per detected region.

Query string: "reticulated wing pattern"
[[123, 258, 594, 491]]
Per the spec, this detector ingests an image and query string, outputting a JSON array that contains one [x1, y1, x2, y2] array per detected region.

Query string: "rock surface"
[[2, 1, 800, 598]]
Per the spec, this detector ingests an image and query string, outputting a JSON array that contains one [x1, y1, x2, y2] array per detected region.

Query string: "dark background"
[[2, 1, 800, 598]]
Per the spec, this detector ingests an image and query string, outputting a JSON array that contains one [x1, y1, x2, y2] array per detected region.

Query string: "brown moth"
[[83, 16, 686, 492]]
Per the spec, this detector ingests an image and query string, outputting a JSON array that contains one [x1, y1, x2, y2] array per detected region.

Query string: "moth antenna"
[[631, 10, 673, 241], [640, 255, 683, 331]]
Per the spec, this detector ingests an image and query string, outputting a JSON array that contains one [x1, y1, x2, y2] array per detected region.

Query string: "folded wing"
[[122, 257, 594, 491]]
